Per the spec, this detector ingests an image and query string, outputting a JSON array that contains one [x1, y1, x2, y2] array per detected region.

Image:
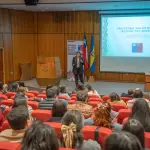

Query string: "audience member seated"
[[104, 131, 142, 150], [67, 90, 93, 119], [128, 98, 150, 132], [0, 106, 29, 142], [21, 120, 59, 150], [109, 92, 126, 105], [38, 87, 57, 110], [122, 119, 146, 149], [45, 100, 67, 122], [0, 82, 8, 94], [59, 85, 70, 100], [121, 89, 134, 98], [17, 87, 28, 100], [127, 89, 150, 108], [84, 102, 122, 132], [10, 82, 19, 92], [61, 110, 101, 150], [77, 83, 85, 91], [12, 93, 33, 121], [85, 84, 100, 98]]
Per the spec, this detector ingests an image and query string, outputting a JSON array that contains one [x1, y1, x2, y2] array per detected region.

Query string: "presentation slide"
[[100, 15, 150, 73]]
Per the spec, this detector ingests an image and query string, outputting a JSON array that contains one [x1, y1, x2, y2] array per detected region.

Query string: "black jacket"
[[72, 56, 84, 75], [38, 98, 56, 110]]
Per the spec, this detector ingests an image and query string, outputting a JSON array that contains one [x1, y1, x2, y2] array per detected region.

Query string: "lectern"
[[36, 56, 62, 86], [144, 73, 150, 91]]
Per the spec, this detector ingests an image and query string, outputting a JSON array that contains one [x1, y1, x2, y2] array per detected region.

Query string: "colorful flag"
[[132, 43, 143, 53], [82, 34, 88, 70], [90, 35, 95, 72]]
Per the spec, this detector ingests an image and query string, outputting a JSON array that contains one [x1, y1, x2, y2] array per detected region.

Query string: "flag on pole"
[[90, 35, 95, 72], [82, 34, 88, 70]]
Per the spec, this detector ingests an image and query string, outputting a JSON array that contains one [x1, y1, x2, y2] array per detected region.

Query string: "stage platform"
[[23, 78, 149, 95]]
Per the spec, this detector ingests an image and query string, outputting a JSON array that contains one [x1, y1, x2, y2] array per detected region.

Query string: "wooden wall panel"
[[12, 34, 37, 80], [38, 34, 65, 76], [64, 12, 93, 34], [11, 10, 36, 33], [38, 12, 64, 33], [94, 12, 100, 34]]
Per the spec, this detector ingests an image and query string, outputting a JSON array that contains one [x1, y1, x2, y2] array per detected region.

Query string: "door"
[[0, 48, 3, 82]]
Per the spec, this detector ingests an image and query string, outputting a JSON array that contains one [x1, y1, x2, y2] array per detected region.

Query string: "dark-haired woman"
[[128, 98, 150, 132], [61, 110, 101, 150], [21, 120, 59, 150]]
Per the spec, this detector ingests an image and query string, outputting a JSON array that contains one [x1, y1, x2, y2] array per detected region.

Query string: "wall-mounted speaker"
[[24, 0, 39, 5]]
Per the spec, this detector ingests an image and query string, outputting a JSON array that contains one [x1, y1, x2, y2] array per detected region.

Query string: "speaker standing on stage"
[[72, 52, 84, 87]]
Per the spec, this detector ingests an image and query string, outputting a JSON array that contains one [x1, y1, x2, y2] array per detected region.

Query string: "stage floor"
[[60, 79, 148, 95]]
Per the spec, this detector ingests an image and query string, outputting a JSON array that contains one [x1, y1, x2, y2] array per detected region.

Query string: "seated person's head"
[[61, 110, 84, 148], [59, 85, 67, 93], [72, 90, 76, 94], [143, 93, 150, 100], [94, 102, 111, 128], [18, 86, 26, 94], [10, 82, 19, 92], [77, 83, 85, 91], [122, 119, 145, 148], [52, 86, 60, 96], [76, 90, 88, 102], [128, 89, 134, 96], [12, 97, 28, 109], [52, 100, 67, 117], [109, 92, 120, 102], [21, 120, 59, 150], [85, 84, 93, 92], [133, 89, 143, 98], [46, 88, 56, 99], [104, 131, 142, 150], [46, 84, 53, 91], [7, 106, 28, 130]]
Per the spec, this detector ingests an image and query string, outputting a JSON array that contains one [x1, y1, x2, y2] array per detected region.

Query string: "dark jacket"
[[38, 98, 56, 110], [72, 56, 84, 75]]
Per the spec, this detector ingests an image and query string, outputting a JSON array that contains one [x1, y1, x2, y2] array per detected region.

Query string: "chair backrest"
[[27, 90, 39, 97], [117, 109, 132, 124], [37, 94, 46, 99], [26, 93, 35, 98], [88, 98, 103, 102], [42, 91, 46, 94], [0, 95, 8, 100], [58, 95, 69, 101], [5, 92, 16, 99], [145, 132, 150, 149], [111, 103, 127, 112], [3, 108, 11, 117], [70, 96, 76, 100], [102, 95, 109, 102], [0, 100, 13, 107], [32, 109, 52, 121], [88, 101, 99, 108], [27, 101, 39, 110], [68, 100, 75, 104], [0, 142, 21, 150], [88, 94, 100, 99], [120, 97, 132, 103]]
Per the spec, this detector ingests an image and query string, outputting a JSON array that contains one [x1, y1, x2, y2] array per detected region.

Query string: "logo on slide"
[[132, 43, 143, 53]]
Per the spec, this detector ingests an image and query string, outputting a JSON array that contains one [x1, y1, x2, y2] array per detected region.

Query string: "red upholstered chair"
[[0, 142, 21, 150], [88, 98, 103, 102], [58, 95, 69, 101], [26, 93, 35, 98], [42, 91, 46, 94], [71, 96, 76, 101], [1, 120, 10, 131], [71, 94, 76, 97], [27, 91, 39, 97], [117, 109, 132, 124], [44, 122, 61, 136], [111, 103, 127, 112], [88, 94, 100, 99], [0, 95, 8, 100], [0, 100, 13, 107], [0, 92, 2, 95], [121, 97, 132, 103], [68, 100, 75, 104], [145, 132, 150, 149], [37, 94, 46, 99], [102, 95, 109, 102], [32, 109, 52, 121], [5, 92, 16, 99], [88, 101, 99, 108], [27, 101, 39, 110]]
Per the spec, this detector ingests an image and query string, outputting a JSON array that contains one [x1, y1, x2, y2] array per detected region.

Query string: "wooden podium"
[[144, 73, 150, 91], [36, 56, 62, 86]]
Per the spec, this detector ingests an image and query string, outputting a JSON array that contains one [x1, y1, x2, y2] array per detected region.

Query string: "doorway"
[[0, 48, 4, 82]]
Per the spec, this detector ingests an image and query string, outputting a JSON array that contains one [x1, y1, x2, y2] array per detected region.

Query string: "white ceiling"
[[0, 0, 150, 11]]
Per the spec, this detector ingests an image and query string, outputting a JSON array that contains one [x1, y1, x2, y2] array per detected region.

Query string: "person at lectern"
[[72, 52, 84, 87]]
